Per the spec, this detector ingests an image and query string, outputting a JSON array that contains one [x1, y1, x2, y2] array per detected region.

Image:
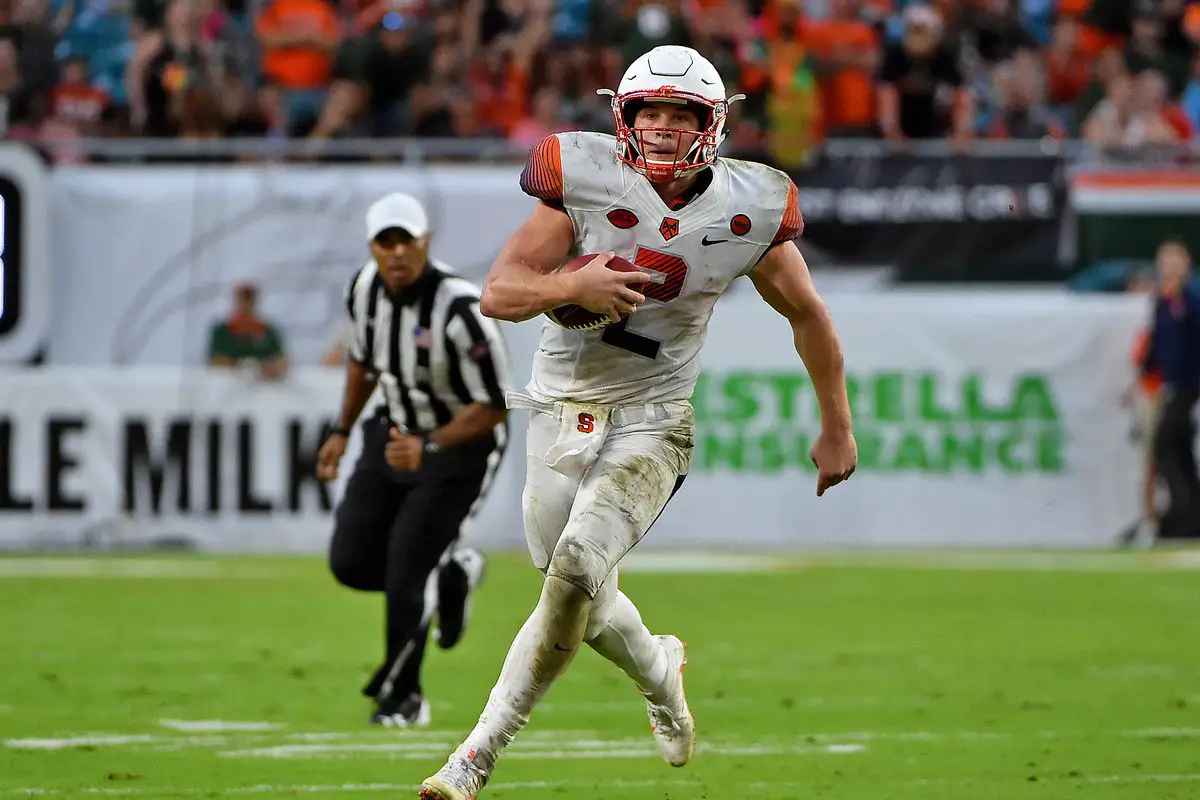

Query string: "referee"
[[316, 192, 513, 727]]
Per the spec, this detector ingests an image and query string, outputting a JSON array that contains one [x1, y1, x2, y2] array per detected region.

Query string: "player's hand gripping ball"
[[545, 253, 642, 331]]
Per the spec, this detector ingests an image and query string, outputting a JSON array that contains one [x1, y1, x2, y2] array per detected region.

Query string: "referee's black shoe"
[[434, 549, 486, 650], [370, 692, 431, 728]]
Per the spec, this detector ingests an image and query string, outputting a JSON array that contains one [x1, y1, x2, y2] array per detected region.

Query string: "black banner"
[[790, 152, 1067, 282]]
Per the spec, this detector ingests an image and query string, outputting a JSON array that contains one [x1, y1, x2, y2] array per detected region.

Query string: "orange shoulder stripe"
[[773, 180, 804, 244], [519, 135, 564, 203]]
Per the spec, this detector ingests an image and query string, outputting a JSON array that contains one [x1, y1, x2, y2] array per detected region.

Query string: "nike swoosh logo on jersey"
[[701, 235, 728, 246]]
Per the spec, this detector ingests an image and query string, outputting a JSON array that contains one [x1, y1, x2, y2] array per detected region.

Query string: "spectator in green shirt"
[[208, 283, 289, 380]]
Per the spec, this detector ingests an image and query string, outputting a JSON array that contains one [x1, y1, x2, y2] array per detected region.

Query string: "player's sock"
[[459, 575, 590, 768], [586, 590, 670, 697]]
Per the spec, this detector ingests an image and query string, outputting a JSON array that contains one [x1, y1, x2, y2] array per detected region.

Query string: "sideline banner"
[[664, 292, 1147, 548], [48, 165, 535, 367], [792, 152, 1066, 280], [47, 162, 1074, 369], [0, 368, 526, 552], [0, 294, 1148, 551]]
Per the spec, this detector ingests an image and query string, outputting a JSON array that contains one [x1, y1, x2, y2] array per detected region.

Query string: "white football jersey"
[[518, 131, 803, 405]]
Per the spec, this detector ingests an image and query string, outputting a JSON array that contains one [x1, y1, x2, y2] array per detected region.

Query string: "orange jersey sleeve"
[[773, 180, 804, 244], [519, 135, 564, 205]]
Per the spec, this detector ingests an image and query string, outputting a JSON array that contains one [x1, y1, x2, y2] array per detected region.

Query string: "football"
[[545, 253, 641, 331]]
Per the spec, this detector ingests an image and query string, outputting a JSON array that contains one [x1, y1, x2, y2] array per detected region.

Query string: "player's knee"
[[545, 535, 607, 599]]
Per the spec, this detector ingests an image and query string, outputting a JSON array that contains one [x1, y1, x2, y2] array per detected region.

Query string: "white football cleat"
[[643, 634, 695, 767], [419, 747, 491, 800]]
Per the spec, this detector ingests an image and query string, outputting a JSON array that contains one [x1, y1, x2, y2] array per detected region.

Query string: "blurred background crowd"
[[1, 0, 1199, 164]]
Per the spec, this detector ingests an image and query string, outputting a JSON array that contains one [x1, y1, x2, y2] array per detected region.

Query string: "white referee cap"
[[366, 192, 429, 240]]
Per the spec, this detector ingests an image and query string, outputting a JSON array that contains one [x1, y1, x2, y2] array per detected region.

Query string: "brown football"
[[545, 253, 641, 331]]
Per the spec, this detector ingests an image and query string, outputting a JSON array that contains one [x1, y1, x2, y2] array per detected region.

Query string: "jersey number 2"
[[600, 246, 688, 360]]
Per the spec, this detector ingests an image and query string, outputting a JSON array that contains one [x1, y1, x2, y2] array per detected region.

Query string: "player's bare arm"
[[480, 134, 651, 324], [478, 203, 574, 322], [480, 206, 650, 323], [316, 358, 377, 482], [480, 204, 650, 323], [750, 241, 857, 495]]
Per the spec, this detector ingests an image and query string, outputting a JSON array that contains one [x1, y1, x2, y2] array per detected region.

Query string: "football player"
[[420, 45, 857, 800]]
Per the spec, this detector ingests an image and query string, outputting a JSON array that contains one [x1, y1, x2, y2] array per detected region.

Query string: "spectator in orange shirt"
[[1044, 15, 1090, 106], [733, 0, 822, 165], [1071, 0, 1127, 62], [805, 0, 879, 137], [467, 22, 544, 137], [256, 0, 342, 134], [52, 56, 109, 136]]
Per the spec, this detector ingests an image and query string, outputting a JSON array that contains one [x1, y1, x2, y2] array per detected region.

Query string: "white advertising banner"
[[0, 367, 528, 552], [0, 293, 1150, 551], [676, 291, 1150, 549], [48, 165, 536, 367]]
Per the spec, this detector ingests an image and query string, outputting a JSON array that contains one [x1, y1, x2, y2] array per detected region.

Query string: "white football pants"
[[510, 392, 694, 611]]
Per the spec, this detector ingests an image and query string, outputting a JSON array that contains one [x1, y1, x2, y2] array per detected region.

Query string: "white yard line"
[[158, 720, 284, 733], [3, 729, 603, 751], [215, 740, 865, 760], [8, 725, 1197, 754], [536, 694, 935, 712]]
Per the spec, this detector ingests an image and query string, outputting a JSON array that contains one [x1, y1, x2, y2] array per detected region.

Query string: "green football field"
[[3, 550, 1200, 799]]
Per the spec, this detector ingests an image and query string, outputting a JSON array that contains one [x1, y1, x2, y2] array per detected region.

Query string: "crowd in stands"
[[0, 0, 1198, 164]]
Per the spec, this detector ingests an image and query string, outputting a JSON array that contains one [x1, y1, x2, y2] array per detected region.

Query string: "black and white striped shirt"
[[345, 259, 513, 475]]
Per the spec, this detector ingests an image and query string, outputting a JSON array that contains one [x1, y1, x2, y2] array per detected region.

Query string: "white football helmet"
[[598, 45, 744, 183]]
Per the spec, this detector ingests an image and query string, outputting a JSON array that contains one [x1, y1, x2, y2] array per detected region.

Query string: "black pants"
[[328, 416, 486, 702], [1153, 387, 1200, 539]]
